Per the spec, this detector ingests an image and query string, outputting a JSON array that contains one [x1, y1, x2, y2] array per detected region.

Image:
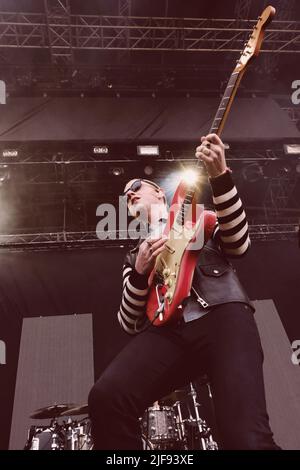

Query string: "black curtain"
[[0, 97, 299, 142]]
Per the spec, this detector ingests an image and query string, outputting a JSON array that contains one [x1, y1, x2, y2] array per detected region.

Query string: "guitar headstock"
[[234, 5, 276, 73]]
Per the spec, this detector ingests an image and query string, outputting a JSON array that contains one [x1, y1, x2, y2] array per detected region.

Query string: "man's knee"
[[88, 375, 115, 418], [88, 375, 138, 420]]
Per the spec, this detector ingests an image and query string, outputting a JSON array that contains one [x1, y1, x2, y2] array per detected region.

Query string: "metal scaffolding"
[[43, 0, 74, 65], [263, 175, 299, 223], [262, 0, 297, 73], [118, 0, 131, 17], [0, 222, 297, 251], [0, 13, 299, 53], [235, 0, 252, 22]]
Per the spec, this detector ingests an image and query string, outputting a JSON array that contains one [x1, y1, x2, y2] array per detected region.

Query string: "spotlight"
[[93, 146, 109, 155], [0, 164, 10, 184], [284, 144, 300, 155], [2, 149, 18, 158], [137, 145, 159, 157], [164, 150, 174, 161], [181, 169, 199, 185], [242, 163, 264, 183], [110, 167, 124, 176], [144, 165, 154, 176]]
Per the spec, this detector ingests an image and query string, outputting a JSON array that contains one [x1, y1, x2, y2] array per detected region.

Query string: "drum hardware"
[[25, 402, 93, 450], [25, 419, 66, 450], [141, 381, 218, 451], [25, 383, 218, 451], [30, 403, 79, 420], [60, 404, 89, 417], [141, 404, 180, 449]]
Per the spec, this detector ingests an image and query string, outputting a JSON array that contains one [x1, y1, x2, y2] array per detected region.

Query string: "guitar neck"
[[209, 68, 245, 137], [174, 4, 276, 226], [175, 68, 246, 225]]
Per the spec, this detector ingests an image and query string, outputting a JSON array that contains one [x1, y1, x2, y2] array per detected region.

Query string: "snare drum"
[[141, 406, 179, 443]]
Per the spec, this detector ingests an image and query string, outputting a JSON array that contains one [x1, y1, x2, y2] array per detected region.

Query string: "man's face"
[[124, 179, 165, 219]]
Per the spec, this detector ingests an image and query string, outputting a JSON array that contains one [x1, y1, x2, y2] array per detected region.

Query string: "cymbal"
[[60, 404, 89, 417], [30, 403, 78, 419], [159, 389, 187, 405]]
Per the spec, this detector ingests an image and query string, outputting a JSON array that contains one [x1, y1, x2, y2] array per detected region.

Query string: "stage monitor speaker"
[[254, 299, 300, 450], [9, 314, 94, 450]]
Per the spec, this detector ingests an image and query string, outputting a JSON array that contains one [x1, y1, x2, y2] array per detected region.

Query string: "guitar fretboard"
[[209, 70, 240, 135], [175, 69, 241, 226]]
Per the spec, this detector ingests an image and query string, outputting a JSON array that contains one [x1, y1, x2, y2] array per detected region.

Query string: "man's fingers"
[[146, 235, 167, 244], [143, 236, 164, 251], [201, 142, 222, 158], [151, 244, 167, 258], [203, 133, 224, 147], [150, 237, 168, 251], [195, 152, 214, 163]]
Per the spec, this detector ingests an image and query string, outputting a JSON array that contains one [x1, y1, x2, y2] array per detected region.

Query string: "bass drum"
[[28, 427, 64, 450]]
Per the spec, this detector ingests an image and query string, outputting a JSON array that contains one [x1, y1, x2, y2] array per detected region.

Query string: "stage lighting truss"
[[0, 13, 299, 61]]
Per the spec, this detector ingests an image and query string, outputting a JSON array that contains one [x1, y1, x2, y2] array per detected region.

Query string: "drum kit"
[[24, 403, 93, 451], [141, 382, 218, 450], [25, 381, 218, 450]]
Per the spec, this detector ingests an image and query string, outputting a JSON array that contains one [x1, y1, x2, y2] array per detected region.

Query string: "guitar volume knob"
[[163, 268, 171, 278], [165, 292, 173, 301]]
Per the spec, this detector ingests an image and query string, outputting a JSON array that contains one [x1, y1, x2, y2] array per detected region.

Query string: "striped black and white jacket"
[[118, 170, 251, 335]]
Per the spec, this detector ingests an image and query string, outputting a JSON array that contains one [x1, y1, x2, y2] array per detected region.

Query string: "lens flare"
[[181, 169, 199, 185]]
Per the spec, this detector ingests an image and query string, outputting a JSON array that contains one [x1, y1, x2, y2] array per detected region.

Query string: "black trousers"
[[88, 303, 280, 450]]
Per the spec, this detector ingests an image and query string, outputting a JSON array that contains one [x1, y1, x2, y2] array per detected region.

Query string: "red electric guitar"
[[146, 5, 275, 326]]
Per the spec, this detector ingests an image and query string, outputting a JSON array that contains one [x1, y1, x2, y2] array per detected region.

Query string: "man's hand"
[[195, 133, 227, 178], [135, 236, 167, 276]]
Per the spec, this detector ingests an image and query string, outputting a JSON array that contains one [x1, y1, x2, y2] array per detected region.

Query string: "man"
[[88, 133, 279, 450]]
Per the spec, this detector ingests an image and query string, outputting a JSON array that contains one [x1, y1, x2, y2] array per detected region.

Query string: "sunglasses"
[[123, 179, 161, 198]]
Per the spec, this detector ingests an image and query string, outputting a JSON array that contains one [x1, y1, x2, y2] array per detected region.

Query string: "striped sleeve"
[[210, 170, 250, 257], [117, 263, 150, 335]]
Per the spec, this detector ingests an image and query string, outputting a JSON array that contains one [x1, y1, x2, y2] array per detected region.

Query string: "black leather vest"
[[188, 237, 254, 311], [125, 237, 254, 313]]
